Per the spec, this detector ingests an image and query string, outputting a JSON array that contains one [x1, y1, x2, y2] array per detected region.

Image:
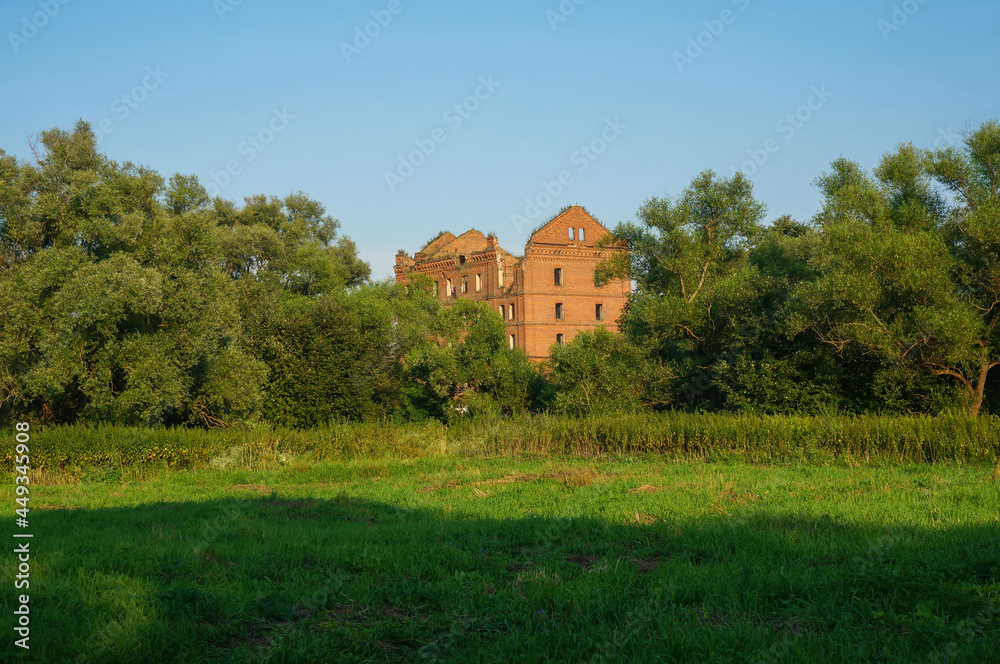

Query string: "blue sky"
[[2, 0, 998, 278]]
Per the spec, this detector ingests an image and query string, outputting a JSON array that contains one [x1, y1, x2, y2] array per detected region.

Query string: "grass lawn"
[[2, 455, 999, 663]]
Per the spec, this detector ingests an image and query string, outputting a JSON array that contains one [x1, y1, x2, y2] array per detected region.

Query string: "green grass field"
[[3, 454, 999, 663]]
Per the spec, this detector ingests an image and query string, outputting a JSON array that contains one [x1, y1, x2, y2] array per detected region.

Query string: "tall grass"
[[467, 412, 1000, 464], [4, 413, 998, 475]]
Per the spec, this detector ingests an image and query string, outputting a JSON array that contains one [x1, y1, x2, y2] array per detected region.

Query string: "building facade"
[[394, 206, 631, 361]]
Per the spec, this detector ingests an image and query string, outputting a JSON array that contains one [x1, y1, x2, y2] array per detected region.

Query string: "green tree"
[[597, 170, 768, 408], [547, 327, 674, 415], [240, 285, 397, 427], [394, 291, 541, 421], [797, 121, 1000, 416], [217, 191, 369, 292], [0, 122, 263, 425], [712, 218, 846, 414], [0, 121, 372, 427]]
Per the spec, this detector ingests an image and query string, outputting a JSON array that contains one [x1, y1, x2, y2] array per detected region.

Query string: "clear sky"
[[2, 0, 998, 278]]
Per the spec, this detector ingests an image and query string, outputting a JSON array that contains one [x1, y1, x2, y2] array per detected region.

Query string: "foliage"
[[797, 124, 1000, 415], [546, 327, 674, 415], [598, 170, 769, 409], [0, 124, 250, 426], [395, 293, 543, 421], [9, 413, 999, 474], [3, 120, 999, 426], [0, 122, 370, 427]]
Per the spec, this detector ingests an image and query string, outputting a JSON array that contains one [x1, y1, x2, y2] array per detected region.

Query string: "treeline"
[[0, 120, 997, 427], [591, 122, 1000, 419]]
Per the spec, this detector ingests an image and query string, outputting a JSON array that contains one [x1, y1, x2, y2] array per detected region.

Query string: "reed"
[[5, 412, 997, 475]]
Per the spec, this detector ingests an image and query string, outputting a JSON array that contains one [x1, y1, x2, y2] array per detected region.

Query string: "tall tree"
[[798, 121, 1000, 416], [547, 327, 674, 415], [0, 121, 371, 426], [392, 285, 541, 421], [597, 170, 768, 407], [216, 191, 370, 292], [0, 122, 262, 425]]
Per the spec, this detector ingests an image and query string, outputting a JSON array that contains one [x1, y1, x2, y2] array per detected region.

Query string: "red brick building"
[[394, 206, 631, 361]]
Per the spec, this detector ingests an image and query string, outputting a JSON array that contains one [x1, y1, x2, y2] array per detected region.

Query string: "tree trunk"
[[968, 361, 997, 417], [969, 389, 984, 417], [932, 360, 997, 417]]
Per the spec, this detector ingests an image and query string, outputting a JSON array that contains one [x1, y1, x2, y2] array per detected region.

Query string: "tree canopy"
[[0, 122, 368, 426], [796, 122, 1000, 415], [1, 119, 997, 426]]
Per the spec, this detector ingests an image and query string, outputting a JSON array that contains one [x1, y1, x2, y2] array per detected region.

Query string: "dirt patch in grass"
[[545, 467, 607, 489], [270, 500, 315, 509], [344, 515, 376, 526], [269, 500, 319, 519], [631, 557, 661, 575], [321, 602, 429, 629], [229, 484, 272, 494], [198, 549, 232, 567], [225, 626, 274, 653], [412, 473, 541, 493], [226, 601, 324, 654], [507, 561, 534, 573], [565, 554, 603, 569], [716, 481, 762, 505], [471, 473, 539, 487], [284, 482, 357, 491], [694, 608, 815, 635], [632, 511, 657, 525]]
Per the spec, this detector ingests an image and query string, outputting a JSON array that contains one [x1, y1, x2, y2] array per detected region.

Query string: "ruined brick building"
[[394, 206, 631, 361]]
